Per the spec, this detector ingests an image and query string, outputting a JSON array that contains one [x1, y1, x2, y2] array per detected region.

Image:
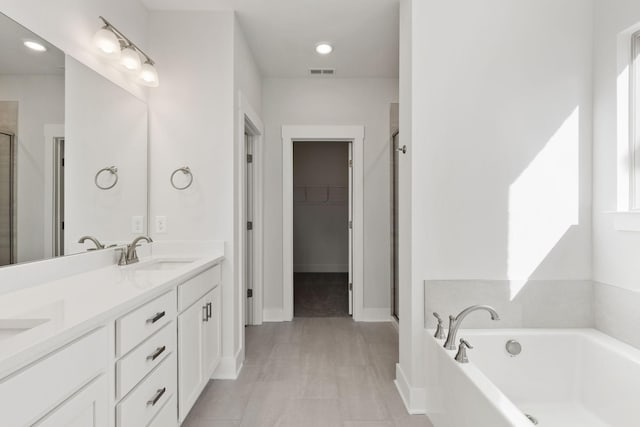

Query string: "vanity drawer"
[[117, 290, 176, 356], [178, 264, 220, 312], [0, 328, 107, 427], [148, 395, 177, 427], [116, 321, 176, 399], [116, 353, 176, 427]]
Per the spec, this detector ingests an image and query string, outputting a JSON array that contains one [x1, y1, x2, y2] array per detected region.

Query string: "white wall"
[[262, 78, 398, 314], [293, 142, 349, 273], [592, 0, 640, 291], [0, 74, 64, 263], [148, 11, 263, 377], [399, 0, 595, 413], [0, 0, 149, 99]]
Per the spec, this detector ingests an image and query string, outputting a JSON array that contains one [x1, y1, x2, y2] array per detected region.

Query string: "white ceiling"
[[0, 13, 64, 75], [141, 0, 399, 78]]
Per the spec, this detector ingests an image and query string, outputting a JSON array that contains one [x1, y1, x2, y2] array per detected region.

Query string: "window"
[[630, 30, 640, 209]]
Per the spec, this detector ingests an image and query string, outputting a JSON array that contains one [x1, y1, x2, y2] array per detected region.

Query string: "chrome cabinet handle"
[[202, 305, 208, 322], [147, 387, 166, 406], [146, 346, 166, 362], [207, 302, 212, 319], [147, 311, 166, 324]]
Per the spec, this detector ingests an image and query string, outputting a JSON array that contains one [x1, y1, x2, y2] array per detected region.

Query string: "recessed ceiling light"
[[23, 40, 47, 52], [315, 43, 333, 55]]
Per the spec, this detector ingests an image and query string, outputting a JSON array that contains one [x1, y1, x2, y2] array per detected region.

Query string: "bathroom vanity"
[[0, 245, 224, 426]]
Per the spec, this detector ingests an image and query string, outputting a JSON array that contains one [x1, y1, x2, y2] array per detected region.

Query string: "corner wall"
[[148, 10, 263, 378], [399, 0, 595, 413], [148, 10, 238, 376]]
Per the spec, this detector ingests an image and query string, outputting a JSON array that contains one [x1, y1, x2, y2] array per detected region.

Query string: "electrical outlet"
[[131, 216, 144, 234], [155, 216, 167, 234]]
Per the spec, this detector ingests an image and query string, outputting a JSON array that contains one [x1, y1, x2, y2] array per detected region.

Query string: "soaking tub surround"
[[424, 329, 640, 427]]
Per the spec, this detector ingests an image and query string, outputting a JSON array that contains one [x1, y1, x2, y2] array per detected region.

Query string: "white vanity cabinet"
[[0, 328, 109, 427], [177, 265, 221, 422], [0, 257, 224, 427], [114, 290, 177, 427], [34, 375, 109, 427]]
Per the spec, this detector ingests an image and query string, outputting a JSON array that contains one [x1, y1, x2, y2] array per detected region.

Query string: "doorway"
[[0, 131, 15, 266], [293, 141, 351, 317], [240, 96, 264, 327], [282, 125, 364, 321], [53, 137, 65, 257], [245, 131, 254, 326]]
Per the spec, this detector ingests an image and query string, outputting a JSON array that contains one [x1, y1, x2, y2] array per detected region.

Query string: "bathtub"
[[424, 329, 640, 427]]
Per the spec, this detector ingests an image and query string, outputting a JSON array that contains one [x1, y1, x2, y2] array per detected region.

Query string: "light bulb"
[[139, 62, 159, 87], [93, 27, 120, 58], [315, 43, 333, 55], [120, 46, 141, 71], [23, 40, 47, 52]]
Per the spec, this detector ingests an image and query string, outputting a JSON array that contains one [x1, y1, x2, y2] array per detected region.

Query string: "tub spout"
[[443, 305, 500, 350]]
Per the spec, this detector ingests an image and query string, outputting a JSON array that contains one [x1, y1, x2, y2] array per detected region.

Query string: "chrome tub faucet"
[[433, 312, 446, 339], [454, 338, 473, 363], [443, 305, 500, 350]]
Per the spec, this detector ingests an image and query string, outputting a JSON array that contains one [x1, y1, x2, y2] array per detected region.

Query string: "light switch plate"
[[155, 216, 167, 234], [131, 216, 144, 234]]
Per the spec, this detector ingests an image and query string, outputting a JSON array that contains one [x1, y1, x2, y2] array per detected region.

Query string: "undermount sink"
[[134, 259, 195, 272], [0, 318, 50, 342]]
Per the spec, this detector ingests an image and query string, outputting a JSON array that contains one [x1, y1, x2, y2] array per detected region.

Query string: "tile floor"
[[183, 318, 433, 427]]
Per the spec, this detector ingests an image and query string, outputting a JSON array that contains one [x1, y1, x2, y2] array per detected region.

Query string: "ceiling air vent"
[[309, 68, 335, 76]]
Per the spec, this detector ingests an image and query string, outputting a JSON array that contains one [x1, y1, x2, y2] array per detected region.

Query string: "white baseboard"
[[293, 264, 349, 273], [212, 348, 243, 379], [358, 308, 393, 322], [263, 308, 286, 322], [395, 363, 427, 414]]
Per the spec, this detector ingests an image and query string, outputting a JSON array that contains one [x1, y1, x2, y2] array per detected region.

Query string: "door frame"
[[43, 124, 64, 258], [237, 92, 264, 327], [282, 125, 365, 321]]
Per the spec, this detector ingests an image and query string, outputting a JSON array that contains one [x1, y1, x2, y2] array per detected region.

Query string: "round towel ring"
[[171, 166, 193, 190], [95, 166, 118, 190]]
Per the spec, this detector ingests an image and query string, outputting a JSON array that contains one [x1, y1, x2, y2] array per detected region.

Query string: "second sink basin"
[[134, 259, 195, 272], [0, 318, 50, 342]]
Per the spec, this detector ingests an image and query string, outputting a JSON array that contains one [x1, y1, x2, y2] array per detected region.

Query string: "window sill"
[[607, 211, 640, 231]]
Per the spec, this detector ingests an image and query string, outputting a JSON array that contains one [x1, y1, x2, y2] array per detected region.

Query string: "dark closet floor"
[[293, 272, 349, 317]]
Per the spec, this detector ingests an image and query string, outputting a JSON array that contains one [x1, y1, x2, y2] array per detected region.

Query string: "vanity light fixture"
[[315, 42, 333, 55], [93, 16, 159, 87], [23, 40, 47, 52], [120, 46, 141, 71]]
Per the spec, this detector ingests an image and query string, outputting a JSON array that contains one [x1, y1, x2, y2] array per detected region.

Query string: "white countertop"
[[0, 247, 224, 378]]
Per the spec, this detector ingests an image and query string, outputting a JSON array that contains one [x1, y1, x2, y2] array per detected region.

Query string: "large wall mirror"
[[0, 12, 148, 268]]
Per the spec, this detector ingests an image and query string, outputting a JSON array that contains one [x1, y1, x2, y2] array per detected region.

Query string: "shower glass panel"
[[0, 132, 15, 266]]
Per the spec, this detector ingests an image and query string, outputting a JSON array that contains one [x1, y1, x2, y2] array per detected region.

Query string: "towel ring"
[[95, 166, 118, 190], [171, 166, 193, 190]]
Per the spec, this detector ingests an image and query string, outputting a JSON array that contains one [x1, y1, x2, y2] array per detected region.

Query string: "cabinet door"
[[34, 375, 108, 427], [203, 286, 221, 378], [178, 295, 207, 422]]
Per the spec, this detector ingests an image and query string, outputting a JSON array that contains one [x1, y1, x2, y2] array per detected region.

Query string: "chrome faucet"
[[443, 305, 500, 350], [454, 338, 473, 363], [123, 236, 153, 265], [433, 312, 446, 339], [78, 235, 106, 250]]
